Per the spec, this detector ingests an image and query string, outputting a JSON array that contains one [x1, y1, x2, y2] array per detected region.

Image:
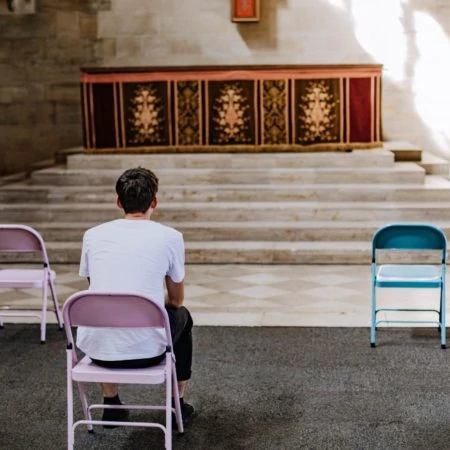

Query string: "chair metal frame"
[[63, 291, 184, 450], [371, 223, 447, 349], [0, 224, 63, 342]]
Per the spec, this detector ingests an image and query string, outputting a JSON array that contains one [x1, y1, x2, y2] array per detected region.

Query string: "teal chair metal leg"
[[440, 281, 446, 349], [370, 281, 377, 348]]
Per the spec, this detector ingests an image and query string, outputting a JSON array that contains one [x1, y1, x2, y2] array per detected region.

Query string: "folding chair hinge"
[[67, 342, 73, 350], [165, 345, 172, 353], [43, 262, 48, 268]]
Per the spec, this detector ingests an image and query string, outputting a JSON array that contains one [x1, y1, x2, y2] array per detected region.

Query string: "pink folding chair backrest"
[[0, 224, 47, 257], [63, 291, 172, 347]]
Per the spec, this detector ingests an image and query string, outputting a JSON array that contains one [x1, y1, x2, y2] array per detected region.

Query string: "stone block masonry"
[[0, 0, 111, 175]]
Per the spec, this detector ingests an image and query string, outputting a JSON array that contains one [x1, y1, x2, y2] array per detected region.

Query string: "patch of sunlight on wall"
[[351, 0, 407, 83], [413, 11, 450, 152], [326, 0, 345, 10]]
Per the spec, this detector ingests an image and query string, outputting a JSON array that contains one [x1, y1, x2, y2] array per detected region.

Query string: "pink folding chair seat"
[[0, 224, 63, 342], [0, 268, 57, 287], [72, 356, 167, 384], [63, 291, 184, 450]]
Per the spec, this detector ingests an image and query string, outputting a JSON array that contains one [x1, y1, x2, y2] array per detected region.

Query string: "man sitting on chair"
[[76, 167, 194, 427]]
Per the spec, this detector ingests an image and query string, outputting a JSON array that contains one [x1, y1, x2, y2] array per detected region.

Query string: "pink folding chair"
[[0, 224, 63, 342], [62, 291, 184, 450]]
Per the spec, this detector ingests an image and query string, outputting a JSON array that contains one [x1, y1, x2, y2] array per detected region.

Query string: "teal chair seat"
[[371, 223, 447, 349], [376, 265, 442, 288]]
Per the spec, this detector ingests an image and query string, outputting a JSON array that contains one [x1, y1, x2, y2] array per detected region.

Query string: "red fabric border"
[[349, 78, 372, 143]]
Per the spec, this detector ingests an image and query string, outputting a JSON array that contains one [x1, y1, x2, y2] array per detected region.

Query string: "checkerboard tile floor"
[[1, 264, 448, 328]]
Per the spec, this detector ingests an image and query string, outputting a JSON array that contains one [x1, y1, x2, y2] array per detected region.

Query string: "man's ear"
[[116, 196, 123, 210], [151, 197, 158, 209]]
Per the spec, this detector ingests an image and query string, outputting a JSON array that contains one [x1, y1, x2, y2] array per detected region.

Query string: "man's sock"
[[102, 395, 129, 428], [172, 396, 195, 428], [172, 397, 184, 408], [104, 394, 121, 405]]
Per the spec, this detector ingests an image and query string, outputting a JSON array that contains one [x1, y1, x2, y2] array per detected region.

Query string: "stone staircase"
[[0, 142, 450, 264]]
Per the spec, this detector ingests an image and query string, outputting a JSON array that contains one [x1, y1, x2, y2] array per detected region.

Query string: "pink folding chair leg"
[[77, 383, 93, 432], [48, 278, 63, 328], [67, 350, 75, 450], [40, 277, 48, 343], [172, 367, 184, 434], [165, 358, 172, 450]]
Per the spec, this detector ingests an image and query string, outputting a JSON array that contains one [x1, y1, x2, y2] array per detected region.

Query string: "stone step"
[[66, 149, 395, 170], [418, 152, 449, 175], [4, 201, 450, 222], [384, 141, 422, 162], [21, 220, 450, 243], [0, 171, 27, 187], [185, 242, 442, 264], [3, 143, 445, 265], [1, 176, 449, 203], [0, 241, 442, 265], [30, 164, 425, 186]]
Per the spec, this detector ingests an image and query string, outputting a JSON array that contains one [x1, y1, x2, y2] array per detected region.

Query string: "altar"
[[80, 64, 382, 153]]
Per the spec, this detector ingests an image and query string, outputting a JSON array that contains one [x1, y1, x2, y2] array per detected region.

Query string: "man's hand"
[[165, 275, 184, 308]]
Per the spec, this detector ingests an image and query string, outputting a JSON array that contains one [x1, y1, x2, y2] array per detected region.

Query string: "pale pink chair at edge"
[[62, 291, 184, 450], [0, 224, 63, 342]]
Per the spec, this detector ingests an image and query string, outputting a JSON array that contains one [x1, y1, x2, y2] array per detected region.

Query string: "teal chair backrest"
[[372, 223, 447, 263]]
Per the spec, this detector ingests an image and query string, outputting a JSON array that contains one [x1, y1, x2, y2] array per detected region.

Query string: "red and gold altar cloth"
[[80, 64, 382, 153]]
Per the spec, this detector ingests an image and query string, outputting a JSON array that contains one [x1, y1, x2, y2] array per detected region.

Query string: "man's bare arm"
[[165, 275, 184, 308]]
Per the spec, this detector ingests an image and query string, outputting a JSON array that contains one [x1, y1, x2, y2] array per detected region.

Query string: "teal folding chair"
[[371, 223, 447, 349]]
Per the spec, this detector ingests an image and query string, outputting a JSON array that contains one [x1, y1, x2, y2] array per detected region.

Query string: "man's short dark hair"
[[115, 167, 159, 214]]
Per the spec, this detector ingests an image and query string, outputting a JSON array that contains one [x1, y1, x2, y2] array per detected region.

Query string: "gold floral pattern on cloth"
[[295, 79, 340, 145], [128, 84, 165, 144], [211, 82, 252, 144], [176, 81, 201, 146], [261, 80, 288, 145]]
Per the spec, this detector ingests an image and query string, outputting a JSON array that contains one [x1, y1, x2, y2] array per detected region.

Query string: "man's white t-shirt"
[[76, 219, 185, 361]]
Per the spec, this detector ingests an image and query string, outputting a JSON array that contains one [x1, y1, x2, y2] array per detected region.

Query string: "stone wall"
[[1, 0, 450, 174], [0, 0, 113, 175]]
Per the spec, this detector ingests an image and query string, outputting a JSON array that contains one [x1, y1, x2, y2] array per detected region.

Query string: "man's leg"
[[102, 383, 118, 397], [166, 305, 194, 424], [166, 305, 193, 383], [100, 383, 127, 428]]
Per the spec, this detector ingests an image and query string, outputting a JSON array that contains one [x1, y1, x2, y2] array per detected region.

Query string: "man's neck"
[[124, 210, 153, 220]]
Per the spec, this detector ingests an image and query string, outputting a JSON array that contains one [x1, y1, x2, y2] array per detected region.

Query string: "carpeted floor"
[[1, 325, 450, 450]]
